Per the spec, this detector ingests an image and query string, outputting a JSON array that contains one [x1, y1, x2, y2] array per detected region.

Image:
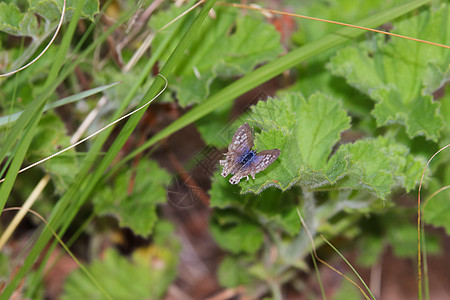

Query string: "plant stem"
[[269, 280, 283, 300], [302, 188, 317, 232]]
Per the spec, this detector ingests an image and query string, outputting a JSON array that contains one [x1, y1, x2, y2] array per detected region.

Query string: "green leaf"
[[62, 221, 179, 300], [251, 188, 302, 236], [237, 92, 351, 193], [210, 211, 264, 254], [328, 4, 448, 141], [0, 2, 29, 35], [210, 173, 301, 236], [356, 234, 385, 267], [195, 100, 234, 148], [218, 256, 253, 288], [423, 62, 450, 95], [285, 59, 374, 118], [372, 89, 443, 141], [210, 170, 248, 208], [330, 275, 362, 300], [402, 153, 427, 191], [150, 5, 283, 106], [291, 0, 407, 45], [424, 194, 450, 234], [93, 160, 171, 237], [439, 90, 450, 148], [337, 137, 426, 199], [0, 0, 99, 37], [28, 113, 78, 193], [0, 252, 9, 277], [385, 212, 441, 258], [29, 0, 99, 22]]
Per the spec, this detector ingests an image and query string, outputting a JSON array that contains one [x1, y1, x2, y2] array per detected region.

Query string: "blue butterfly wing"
[[229, 149, 281, 185], [220, 123, 254, 178]]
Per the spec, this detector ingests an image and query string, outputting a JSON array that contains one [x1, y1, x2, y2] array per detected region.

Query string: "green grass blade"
[[0, 111, 42, 210], [322, 235, 376, 300], [0, 82, 120, 127], [43, 0, 87, 87], [310, 248, 327, 299]]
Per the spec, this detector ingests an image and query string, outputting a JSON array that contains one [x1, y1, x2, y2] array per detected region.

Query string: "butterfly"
[[220, 123, 281, 184]]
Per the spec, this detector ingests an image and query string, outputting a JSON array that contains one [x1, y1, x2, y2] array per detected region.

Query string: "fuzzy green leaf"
[[0, 3, 29, 35], [150, 5, 283, 106], [251, 188, 302, 236], [218, 256, 253, 288], [423, 62, 450, 95], [211, 222, 264, 254], [437, 89, 450, 148], [62, 221, 179, 300], [29, 0, 99, 22], [388, 220, 440, 258], [210, 172, 301, 236], [93, 161, 171, 237], [237, 92, 351, 193], [0, 0, 98, 37], [328, 4, 448, 141], [210, 211, 264, 254], [210, 171, 248, 209], [336, 137, 426, 199]]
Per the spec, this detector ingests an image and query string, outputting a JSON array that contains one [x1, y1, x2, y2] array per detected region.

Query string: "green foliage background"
[[0, 0, 449, 299]]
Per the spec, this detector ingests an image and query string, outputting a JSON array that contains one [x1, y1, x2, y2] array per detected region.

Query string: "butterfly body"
[[240, 150, 256, 165], [220, 123, 280, 185]]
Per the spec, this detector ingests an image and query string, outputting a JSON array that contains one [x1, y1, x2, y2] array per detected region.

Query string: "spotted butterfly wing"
[[229, 149, 281, 184], [228, 122, 254, 152], [220, 123, 253, 178]]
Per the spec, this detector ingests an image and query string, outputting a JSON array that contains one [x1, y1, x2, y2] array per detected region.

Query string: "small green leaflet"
[[0, 0, 99, 37], [93, 160, 171, 237]]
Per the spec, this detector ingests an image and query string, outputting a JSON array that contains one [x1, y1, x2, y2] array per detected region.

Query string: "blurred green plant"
[[0, 0, 449, 299]]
